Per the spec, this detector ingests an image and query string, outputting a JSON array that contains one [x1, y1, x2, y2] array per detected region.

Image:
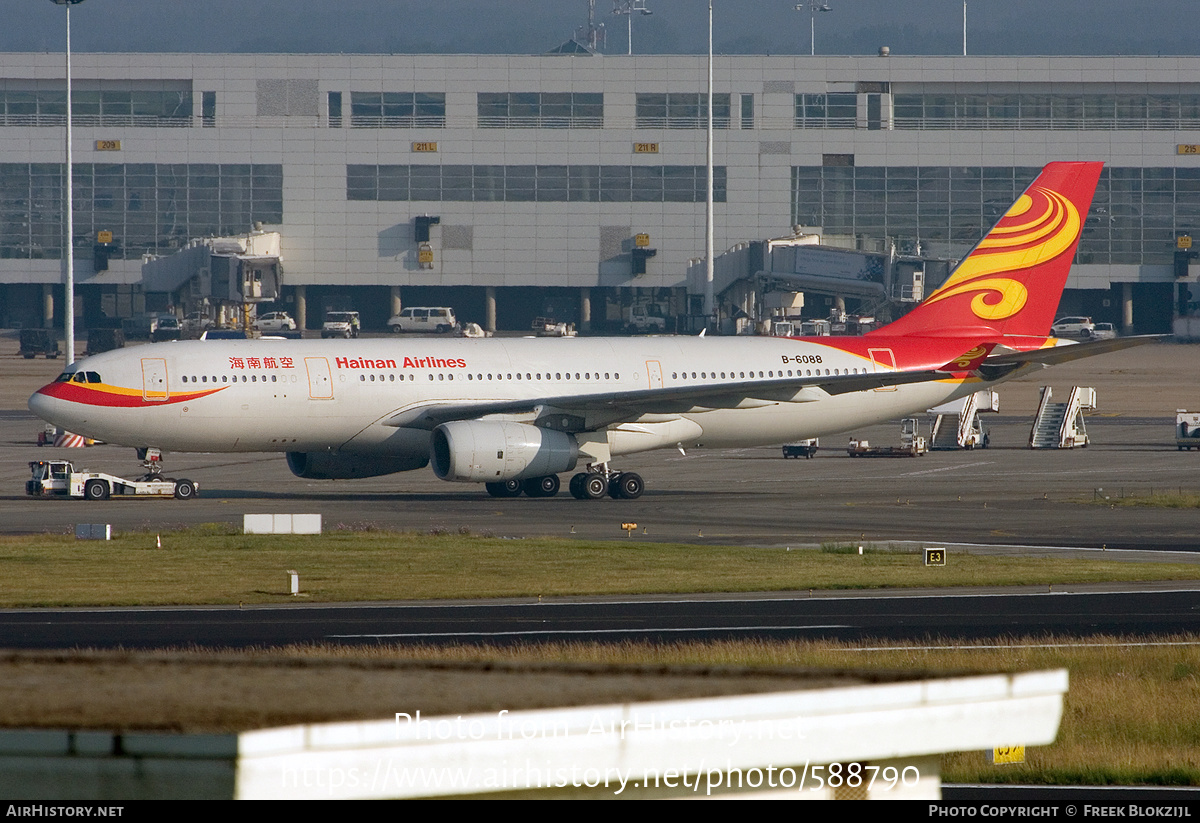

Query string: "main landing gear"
[[484, 466, 644, 500]]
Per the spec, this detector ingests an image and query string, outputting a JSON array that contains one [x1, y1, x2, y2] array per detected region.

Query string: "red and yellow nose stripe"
[[35, 380, 225, 408]]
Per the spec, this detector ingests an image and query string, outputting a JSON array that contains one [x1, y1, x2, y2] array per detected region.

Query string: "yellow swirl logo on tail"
[[922, 186, 1081, 322]]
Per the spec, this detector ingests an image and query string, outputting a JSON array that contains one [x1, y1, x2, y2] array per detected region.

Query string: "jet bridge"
[[141, 230, 283, 326], [686, 234, 952, 334]]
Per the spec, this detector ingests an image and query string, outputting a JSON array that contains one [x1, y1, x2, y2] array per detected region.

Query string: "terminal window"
[[791, 164, 1200, 266], [349, 92, 445, 128], [636, 93, 731, 129], [348, 164, 725, 203], [477, 93, 603, 129]]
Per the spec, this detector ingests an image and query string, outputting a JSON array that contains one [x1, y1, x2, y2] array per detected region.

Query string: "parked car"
[[1050, 316, 1096, 338], [181, 312, 214, 335], [253, 311, 297, 332], [1091, 322, 1117, 340], [120, 315, 156, 340], [387, 306, 458, 333], [322, 311, 360, 338], [151, 315, 181, 342]]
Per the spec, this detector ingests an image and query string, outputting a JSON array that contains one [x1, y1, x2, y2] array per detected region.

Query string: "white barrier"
[[243, 514, 322, 535]]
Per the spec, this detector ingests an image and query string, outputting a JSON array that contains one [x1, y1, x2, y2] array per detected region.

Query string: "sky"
[[7, 1, 1200, 57]]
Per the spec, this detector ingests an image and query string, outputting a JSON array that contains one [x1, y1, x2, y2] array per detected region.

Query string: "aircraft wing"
[[383, 359, 965, 431]]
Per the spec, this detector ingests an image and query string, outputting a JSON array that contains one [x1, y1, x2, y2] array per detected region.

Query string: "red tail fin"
[[877, 161, 1103, 338]]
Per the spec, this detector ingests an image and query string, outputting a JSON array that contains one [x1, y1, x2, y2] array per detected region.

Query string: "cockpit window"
[[55, 371, 101, 384]]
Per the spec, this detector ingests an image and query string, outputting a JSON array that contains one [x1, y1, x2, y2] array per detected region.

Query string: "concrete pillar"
[[1122, 282, 1134, 334], [579, 287, 591, 333], [390, 286, 402, 319], [485, 286, 496, 332], [294, 286, 307, 331], [833, 295, 846, 314], [42, 284, 54, 329]]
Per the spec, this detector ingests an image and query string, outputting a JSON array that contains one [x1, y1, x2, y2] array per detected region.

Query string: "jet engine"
[[431, 421, 579, 482], [286, 451, 428, 480]]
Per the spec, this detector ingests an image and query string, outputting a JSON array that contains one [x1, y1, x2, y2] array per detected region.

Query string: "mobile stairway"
[[929, 389, 999, 450], [1029, 386, 1096, 449]]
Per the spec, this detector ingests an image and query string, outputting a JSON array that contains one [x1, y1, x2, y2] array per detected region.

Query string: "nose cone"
[[29, 382, 70, 429]]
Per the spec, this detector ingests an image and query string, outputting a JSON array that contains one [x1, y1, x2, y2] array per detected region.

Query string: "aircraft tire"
[[174, 479, 197, 500], [569, 473, 588, 500], [486, 479, 523, 498], [523, 475, 559, 498], [84, 480, 109, 501], [608, 473, 624, 499], [584, 474, 609, 500], [617, 472, 644, 500]]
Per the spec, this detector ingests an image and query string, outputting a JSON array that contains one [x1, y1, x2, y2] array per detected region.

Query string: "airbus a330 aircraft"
[[30, 161, 1147, 501]]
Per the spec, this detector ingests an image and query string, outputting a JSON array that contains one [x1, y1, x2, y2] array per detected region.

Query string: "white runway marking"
[[894, 461, 995, 477], [329, 624, 852, 640]]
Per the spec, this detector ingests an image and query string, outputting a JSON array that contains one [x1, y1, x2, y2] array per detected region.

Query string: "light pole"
[[52, 0, 84, 365], [612, 1, 652, 56], [795, 2, 832, 56], [704, 0, 714, 326], [963, 1, 968, 56]]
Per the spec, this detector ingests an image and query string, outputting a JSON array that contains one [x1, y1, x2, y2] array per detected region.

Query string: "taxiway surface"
[[4, 341, 1200, 551]]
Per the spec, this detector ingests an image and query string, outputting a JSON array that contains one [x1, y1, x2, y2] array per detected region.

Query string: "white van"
[[388, 306, 458, 333]]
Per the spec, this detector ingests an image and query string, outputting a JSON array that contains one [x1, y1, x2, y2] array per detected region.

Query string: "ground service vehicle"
[[782, 439, 819, 458], [26, 459, 198, 500], [626, 303, 667, 334], [388, 307, 458, 334], [847, 419, 927, 457], [1177, 411, 1200, 450], [28, 163, 1156, 502], [19, 329, 59, 359], [322, 311, 360, 338]]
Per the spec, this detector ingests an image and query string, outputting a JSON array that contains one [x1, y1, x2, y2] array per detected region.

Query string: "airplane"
[[29, 161, 1151, 501]]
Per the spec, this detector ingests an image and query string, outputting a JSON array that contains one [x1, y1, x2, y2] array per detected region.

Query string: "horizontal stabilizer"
[[985, 335, 1162, 368]]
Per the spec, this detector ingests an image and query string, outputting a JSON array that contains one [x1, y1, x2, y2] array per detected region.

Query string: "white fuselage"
[[30, 336, 988, 467]]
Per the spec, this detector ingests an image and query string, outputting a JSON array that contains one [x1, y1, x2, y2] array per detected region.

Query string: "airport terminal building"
[[1, 51, 1198, 333]]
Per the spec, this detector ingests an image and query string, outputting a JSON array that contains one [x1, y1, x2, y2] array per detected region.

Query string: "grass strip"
[[260, 635, 1200, 787], [1, 526, 1199, 607]]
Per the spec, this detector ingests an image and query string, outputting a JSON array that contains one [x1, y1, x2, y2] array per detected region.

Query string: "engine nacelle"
[[431, 421, 579, 482], [286, 451, 428, 480]]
